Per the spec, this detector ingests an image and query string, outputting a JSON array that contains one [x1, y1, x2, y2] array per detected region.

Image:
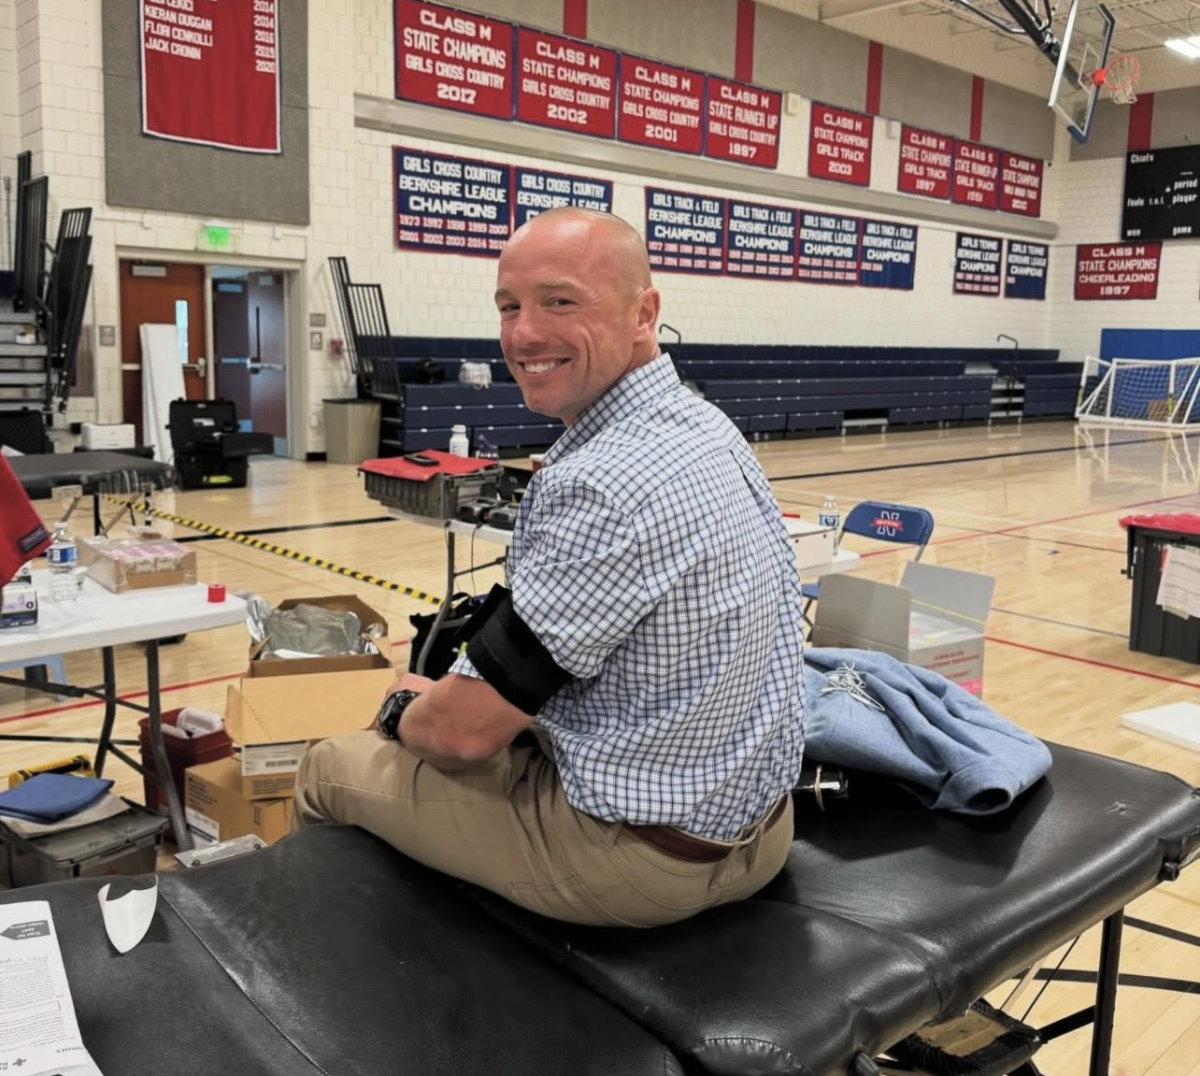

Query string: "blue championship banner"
[[858, 218, 917, 289], [513, 167, 613, 228], [644, 187, 726, 274], [796, 211, 860, 285], [1004, 240, 1049, 300], [726, 199, 796, 279], [394, 147, 511, 256], [953, 232, 1002, 296]]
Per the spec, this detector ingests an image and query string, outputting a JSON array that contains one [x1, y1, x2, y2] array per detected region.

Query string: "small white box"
[[785, 518, 836, 572], [81, 423, 135, 450]]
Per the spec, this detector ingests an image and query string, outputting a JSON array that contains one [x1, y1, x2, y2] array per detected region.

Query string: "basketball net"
[[1092, 54, 1141, 105]]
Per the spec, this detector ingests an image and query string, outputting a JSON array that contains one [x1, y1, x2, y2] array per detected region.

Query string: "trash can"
[[323, 398, 382, 465]]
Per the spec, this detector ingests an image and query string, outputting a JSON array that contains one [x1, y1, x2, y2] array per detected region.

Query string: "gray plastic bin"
[[324, 398, 381, 465]]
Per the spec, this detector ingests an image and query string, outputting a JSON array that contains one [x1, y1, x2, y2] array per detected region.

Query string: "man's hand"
[[382, 672, 435, 701]]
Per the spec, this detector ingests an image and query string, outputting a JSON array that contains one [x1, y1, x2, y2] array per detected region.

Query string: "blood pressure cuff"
[[464, 584, 573, 715]]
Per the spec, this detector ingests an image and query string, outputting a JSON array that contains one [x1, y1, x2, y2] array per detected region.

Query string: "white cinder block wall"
[[7, 0, 1184, 456]]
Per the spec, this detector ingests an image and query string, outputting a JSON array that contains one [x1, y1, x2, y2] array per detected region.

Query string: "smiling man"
[[293, 209, 806, 927]]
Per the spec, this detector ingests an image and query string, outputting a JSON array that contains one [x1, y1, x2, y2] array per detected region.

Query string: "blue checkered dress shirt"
[[450, 354, 805, 839]]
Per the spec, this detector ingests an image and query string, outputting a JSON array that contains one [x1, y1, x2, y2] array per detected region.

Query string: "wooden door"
[[245, 272, 287, 439], [212, 280, 252, 423], [119, 261, 206, 444]]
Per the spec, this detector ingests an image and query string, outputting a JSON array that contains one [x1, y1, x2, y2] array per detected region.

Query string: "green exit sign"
[[198, 224, 233, 251]]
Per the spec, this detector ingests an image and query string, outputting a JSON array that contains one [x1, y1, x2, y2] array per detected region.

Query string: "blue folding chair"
[[801, 500, 935, 628]]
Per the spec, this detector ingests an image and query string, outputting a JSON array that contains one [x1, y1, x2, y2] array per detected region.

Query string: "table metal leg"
[[93, 646, 119, 776], [415, 530, 457, 677], [1088, 910, 1124, 1076], [144, 640, 192, 852]]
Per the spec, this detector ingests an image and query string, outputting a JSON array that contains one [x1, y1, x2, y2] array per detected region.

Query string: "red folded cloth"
[[359, 450, 497, 484], [0, 455, 52, 588]]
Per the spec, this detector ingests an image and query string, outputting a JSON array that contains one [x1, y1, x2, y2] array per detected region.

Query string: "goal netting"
[[1075, 356, 1200, 429]]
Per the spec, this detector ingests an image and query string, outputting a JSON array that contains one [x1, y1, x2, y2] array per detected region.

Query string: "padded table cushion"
[[10, 451, 174, 499]]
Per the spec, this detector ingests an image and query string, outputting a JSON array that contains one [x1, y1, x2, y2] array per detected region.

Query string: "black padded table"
[[11, 450, 174, 533], [1, 743, 1197, 1076]]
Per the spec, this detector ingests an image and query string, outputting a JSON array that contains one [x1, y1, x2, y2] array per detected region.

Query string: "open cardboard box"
[[247, 595, 392, 678], [78, 533, 197, 593], [811, 561, 995, 696], [224, 666, 397, 799]]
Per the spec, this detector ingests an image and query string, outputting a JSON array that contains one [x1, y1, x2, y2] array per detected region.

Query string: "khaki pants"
[[292, 729, 793, 927]]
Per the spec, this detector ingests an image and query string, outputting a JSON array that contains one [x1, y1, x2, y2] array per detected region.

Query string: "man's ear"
[[633, 287, 661, 345]]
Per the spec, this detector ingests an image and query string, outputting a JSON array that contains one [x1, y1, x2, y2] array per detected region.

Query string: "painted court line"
[[986, 636, 1200, 690]]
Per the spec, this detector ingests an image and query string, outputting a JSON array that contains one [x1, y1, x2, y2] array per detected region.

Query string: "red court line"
[[735, 0, 756, 83], [987, 635, 1200, 690], [2, 639, 412, 725]]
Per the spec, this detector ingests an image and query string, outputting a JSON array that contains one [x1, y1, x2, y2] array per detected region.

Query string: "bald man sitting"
[[294, 209, 806, 927]]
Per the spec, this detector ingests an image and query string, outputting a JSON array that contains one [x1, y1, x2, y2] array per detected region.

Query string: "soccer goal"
[[1075, 356, 1200, 429]]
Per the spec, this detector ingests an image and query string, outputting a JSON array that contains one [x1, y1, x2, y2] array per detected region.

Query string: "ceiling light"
[[1165, 37, 1200, 57]]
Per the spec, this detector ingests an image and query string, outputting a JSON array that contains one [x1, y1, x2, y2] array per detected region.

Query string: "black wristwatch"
[[377, 689, 421, 741]]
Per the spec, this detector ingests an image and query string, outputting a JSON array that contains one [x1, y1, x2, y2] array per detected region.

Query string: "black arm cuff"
[[464, 584, 573, 714]]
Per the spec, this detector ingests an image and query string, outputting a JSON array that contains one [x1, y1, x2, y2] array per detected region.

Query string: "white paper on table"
[[97, 881, 158, 955], [41, 1048, 105, 1075], [0, 901, 90, 1076], [1156, 545, 1200, 620]]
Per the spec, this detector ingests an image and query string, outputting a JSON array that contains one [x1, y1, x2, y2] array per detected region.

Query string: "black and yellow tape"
[[103, 497, 443, 606]]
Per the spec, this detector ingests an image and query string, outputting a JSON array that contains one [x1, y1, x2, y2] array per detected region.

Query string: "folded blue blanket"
[[803, 648, 1052, 814], [0, 773, 115, 823]]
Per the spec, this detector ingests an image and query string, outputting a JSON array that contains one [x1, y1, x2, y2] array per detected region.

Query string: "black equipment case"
[[168, 399, 273, 489]]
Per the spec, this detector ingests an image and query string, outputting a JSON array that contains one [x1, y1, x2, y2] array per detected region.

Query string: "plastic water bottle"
[[47, 522, 81, 602], [819, 495, 841, 555], [448, 424, 469, 457]]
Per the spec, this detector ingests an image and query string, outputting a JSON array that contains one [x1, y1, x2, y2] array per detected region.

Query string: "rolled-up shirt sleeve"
[[509, 475, 652, 681]]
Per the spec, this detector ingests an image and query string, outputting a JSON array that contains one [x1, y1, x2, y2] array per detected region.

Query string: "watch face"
[[378, 690, 418, 739]]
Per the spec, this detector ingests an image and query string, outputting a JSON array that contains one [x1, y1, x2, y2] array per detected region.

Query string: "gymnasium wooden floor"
[[3, 417, 1199, 1073]]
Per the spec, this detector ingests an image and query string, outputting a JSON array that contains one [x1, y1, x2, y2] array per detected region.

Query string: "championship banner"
[[394, 0, 514, 120], [952, 141, 1000, 209], [618, 55, 705, 154], [140, 0, 281, 153], [808, 104, 873, 187], [514, 167, 613, 228], [1075, 242, 1161, 300], [515, 28, 617, 138], [394, 147, 511, 256], [999, 151, 1044, 217], [796, 212, 860, 285], [898, 126, 952, 200], [1004, 240, 1048, 300], [858, 219, 917, 289], [704, 78, 782, 169], [644, 188, 725, 274], [725, 200, 796, 279], [953, 232, 1002, 296]]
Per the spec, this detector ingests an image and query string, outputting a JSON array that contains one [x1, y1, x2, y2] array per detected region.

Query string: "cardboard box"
[[224, 666, 396, 799], [78, 535, 197, 592], [185, 758, 294, 846], [784, 518, 837, 572], [248, 595, 392, 678], [811, 561, 995, 696]]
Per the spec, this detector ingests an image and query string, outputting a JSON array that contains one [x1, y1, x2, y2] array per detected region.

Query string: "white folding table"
[[0, 572, 246, 850]]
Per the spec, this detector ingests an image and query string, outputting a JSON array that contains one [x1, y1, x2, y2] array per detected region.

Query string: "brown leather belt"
[[625, 795, 789, 864]]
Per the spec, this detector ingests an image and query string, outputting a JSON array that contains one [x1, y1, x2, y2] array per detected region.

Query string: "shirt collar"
[[542, 353, 680, 466]]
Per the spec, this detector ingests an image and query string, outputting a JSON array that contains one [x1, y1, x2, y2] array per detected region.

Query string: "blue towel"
[[0, 774, 114, 823], [803, 648, 1052, 814]]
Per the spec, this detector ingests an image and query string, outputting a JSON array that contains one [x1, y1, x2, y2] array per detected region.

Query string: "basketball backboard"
[[1048, 0, 1116, 143]]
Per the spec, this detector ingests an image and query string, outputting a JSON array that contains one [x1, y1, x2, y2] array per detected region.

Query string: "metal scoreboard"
[[1122, 144, 1200, 241]]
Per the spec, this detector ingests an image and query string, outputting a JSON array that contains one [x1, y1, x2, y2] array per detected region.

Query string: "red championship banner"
[[140, 0, 280, 153], [999, 151, 1044, 218], [898, 126, 951, 200], [704, 78, 782, 169], [515, 28, 616, 138], [394, 0, 514, 120], [1075, 242, 1162, 300], [952, 141, 1000, 209], [617, 55, 704, 155], [808, 104, 873, 187]]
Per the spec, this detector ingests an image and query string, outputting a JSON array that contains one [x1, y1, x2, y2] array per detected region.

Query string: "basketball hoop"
[[1092, 54, 1141, 105]]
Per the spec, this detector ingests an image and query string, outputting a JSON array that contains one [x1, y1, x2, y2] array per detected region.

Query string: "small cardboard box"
[[81, 422, 135, 450], [224, 666, 396, 798], [185, 758, 293, 846], [811, 561, 995, 696], [78, 535, 197, 593], [247, 595, 392, 678], [784, 517, 837, 572]]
